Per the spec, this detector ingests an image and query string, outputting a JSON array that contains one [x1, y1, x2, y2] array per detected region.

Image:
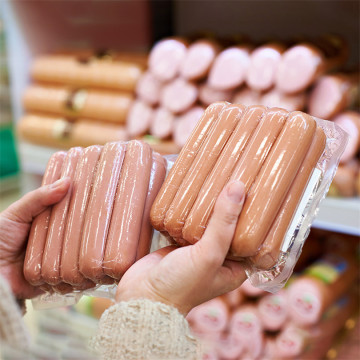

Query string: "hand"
[[0, 178, 70, 299], [116, 180, 247, 315]]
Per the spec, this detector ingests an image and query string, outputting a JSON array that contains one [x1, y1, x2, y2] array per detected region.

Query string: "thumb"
[[194, 180, 246, 265], [3, 177, 71, 223]]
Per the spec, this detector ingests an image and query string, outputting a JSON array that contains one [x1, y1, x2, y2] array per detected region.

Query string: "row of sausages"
[[150, 103, 327, 268], [23, 140, 166, 292], [147, 35, 348, 94], [188, 249, 358, 360]]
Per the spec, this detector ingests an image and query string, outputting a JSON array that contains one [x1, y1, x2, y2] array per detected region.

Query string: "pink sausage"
[[126, 100, 153, 138], [41, 147, 83, 285], [161, 78, 198, 114], [216, 333, 244, 360], [240, 279, 266, 298], [79, 142, 126, 283], [258, 290, 289, 331], [23, 151, 67, 286], [261, 88, 306, 111], [60, 145, 103, 288], [180, 39, 220, 81], [150, 102, 227, 231], [198, 83, 234, 106], [136, 152, 167, 261], [208, 46, 251, 90], [173, 106, 205, 148], [232, 87, 261, 106], [246, 43, 285, 92], [182, 105, 265, 244], [148, 38, 188, 82], [103, 141, 152, 279], [150, 107, 175, 140], [136, 71, 163, 106], [229, 305, 263, 338], [231, 112, 316, 257], [164, 104, 246, 239]]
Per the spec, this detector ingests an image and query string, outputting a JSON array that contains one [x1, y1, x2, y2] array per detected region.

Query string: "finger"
[[212, 260, 247, 295], [3, 177, 71, 223], [193, 180, 245, 266]]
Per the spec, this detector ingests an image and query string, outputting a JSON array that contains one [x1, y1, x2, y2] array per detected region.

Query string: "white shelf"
[[312, 197, 360, 236], [18, 142, 360, 236]]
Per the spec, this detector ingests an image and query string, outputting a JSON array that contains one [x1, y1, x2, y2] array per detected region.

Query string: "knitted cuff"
[[90, 299, 201, 360]]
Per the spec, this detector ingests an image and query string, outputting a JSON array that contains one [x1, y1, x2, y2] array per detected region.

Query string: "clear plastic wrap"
[[28, 103, 347, 308], [151, 103, 349, 293]]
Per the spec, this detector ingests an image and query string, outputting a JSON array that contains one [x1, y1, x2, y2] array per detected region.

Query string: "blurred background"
[[0, 1, 359, 359]]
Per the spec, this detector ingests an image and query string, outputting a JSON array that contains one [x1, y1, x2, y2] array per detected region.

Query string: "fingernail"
[[49, 178, 65, 190], [227, 181, 245, 204]]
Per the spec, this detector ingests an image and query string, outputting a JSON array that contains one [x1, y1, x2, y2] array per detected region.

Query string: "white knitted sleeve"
[[90, 299, 202, 360]]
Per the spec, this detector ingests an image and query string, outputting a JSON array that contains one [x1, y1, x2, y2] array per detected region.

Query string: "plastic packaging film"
[[150, 102, 349, 293], [26, 101, 348, 306]]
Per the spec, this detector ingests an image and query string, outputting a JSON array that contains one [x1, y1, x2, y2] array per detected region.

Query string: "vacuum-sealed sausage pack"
[[24, 140, 167, 306], [26, 102, 347, 308], [150, 102, 349, 293]]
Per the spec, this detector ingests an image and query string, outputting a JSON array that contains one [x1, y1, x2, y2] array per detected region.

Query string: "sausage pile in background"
[[186, 231, 359, 360], [131, 35, 360, 197], [18, 51, 146, 148], [23, 140, 166, 293]]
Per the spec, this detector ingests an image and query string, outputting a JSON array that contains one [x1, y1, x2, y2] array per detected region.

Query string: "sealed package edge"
[[24, 140, 166, 305], [150, 102, 349, 293]]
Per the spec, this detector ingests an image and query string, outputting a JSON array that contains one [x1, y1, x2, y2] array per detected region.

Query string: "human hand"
[[0, 178, 70, 299], [116, 180, 247, 315]]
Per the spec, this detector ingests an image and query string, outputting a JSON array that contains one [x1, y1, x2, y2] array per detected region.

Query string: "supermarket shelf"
[[313, 197, 360, 236], [19, 142, 360, 236]]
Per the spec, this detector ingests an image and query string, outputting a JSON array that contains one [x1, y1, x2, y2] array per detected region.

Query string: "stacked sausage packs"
[[23, 140, 166, 293], [151, 102, 348, 292]]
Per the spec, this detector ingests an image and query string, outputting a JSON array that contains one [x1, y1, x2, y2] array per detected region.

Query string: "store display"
[[151, 102, 347, 291], [24, 85, 133, 123], [23, 140, 167, 292], [188, 232, 359, 360]]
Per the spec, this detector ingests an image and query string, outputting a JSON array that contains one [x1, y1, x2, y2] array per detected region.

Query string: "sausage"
[[136, 71, 163, 106], [275, 325, 308, 359], [190, 298, 230, 335], [31, 55, 143, 91], [223, 287, 244, 310], [173, 106, 205, 147], [208, 46, 251, 90], [148, 38, 188, 82], [182, 105, 265, 244], [308, 74, 359, 119], [136, 152, 167, 261], [240, 279, 266, 298], [103, 141, 152, 279], [231, 111, 316, 257], [198, 83, 234, 106], [251, 127, 326, 269], [258, 290, 288, 331], [164, 104, 246, 239], [79, 142, 126, 283], [331, 163, 357, 197], [23, 151, 67, 286], [260, 89, 306, 111], [229, 305, 263, 340], [60, 145, 103, 288], [150, 102, 228, 231], [333, 111, 360, 163], [126, 100, 154, 138], [216, 333, 244, 360], [287, 254, 358, 326], [17, 115, 73, 149], [160, 78, 198, 114], [180, 39, 220, 81], [275, 38, 347, 94], [229, 108, 288, 192], [23, 85, 133, 124], [232, 87, 261, 107], [246, 43, 285, 92], [149, 107, 175, 140], [71, 120, 128, 147], [41, 147, 83, 285]]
